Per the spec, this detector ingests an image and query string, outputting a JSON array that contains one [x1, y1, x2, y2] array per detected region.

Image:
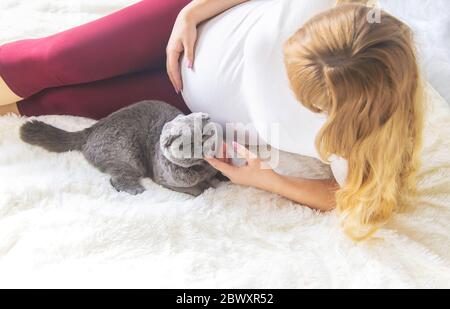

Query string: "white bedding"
[[0, 0, 449, 288], [380, 0, 450, 104]]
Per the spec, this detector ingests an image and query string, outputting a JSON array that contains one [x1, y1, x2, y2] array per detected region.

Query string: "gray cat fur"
[[20, 100, 225, 196]]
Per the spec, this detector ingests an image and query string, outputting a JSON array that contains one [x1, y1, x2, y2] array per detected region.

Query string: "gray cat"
[[20, 100, 227, 196]]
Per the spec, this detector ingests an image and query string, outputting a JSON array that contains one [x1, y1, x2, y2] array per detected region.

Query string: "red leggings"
[[0, 0, 192, 119]]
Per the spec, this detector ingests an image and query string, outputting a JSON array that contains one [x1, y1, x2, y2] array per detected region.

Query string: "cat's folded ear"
[[161, 132, 181, 148], [173, 114, 186, 121], [160, 121, 180, 148]]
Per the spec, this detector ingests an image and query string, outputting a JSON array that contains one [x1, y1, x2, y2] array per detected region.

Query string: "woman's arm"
[[270, 174, 339, 211], [181, 0, 250, 25], [205, 142, 339, 212], [167, 0, 249, 93]]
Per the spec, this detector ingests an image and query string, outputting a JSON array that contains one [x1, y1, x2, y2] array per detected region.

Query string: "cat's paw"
[[110, 177, 146, 195]]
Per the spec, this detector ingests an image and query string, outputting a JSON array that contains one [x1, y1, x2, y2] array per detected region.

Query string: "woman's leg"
[[17, 70, 191, 120], [0, 102, 19, 116], [0, 0, 190, 103], [0, 76, 22, 106]]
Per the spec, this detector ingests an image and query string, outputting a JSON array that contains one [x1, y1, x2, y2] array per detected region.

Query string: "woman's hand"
[[206, 141, 338, 211], [205, 141, 281, 192], [166, 11, 197, 94], [166, 1, 251, 93], [166, 1, 250, 93]]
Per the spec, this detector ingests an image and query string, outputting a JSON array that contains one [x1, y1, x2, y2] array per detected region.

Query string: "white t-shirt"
[[181, 0, 348, 187]]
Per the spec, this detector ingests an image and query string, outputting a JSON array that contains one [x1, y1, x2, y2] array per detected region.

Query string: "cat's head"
[[160, 113, 221, 168]]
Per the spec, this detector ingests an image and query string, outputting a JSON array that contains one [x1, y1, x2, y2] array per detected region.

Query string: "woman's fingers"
[[183, 32, 197, 69], [166, 49, 183, 93], [205, 157, 236, 177], [166, 57, 176, 92], [210, 142, 231, 164], [232, 141, 257, 162], [166, 16, 198, 92], [167, 37, 194, 93], [220, 142, 232, 164]]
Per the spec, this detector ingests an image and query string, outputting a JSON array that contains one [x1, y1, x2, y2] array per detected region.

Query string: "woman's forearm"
[[180, 0, 249, 25], [205, 143, 338, 211], [270, 174, 339, 212]]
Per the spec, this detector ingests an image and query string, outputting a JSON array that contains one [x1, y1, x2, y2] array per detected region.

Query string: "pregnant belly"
[[181, 0, 331, 158], [180, 1, 273, 128]]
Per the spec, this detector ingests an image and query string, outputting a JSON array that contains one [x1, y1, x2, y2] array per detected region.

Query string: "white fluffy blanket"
[[1, 0, 450, 288]]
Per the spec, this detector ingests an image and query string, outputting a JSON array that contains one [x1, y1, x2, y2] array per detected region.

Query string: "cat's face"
[[160, 113, 221, 168]]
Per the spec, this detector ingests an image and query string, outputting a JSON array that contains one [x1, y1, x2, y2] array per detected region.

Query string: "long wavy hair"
[[283, 1, 424, 240]]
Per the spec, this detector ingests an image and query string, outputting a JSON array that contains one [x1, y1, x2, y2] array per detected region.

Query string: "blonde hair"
[[284, 3, 424, 240]]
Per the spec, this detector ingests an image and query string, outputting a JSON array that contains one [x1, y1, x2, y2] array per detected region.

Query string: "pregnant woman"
[[0, 0, 424, 240]]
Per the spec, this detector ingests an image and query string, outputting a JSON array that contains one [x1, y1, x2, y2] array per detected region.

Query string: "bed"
[[0, 0, 449, 288]]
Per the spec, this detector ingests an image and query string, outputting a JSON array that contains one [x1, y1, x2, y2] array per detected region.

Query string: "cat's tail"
[[20, 120, 91, 153]]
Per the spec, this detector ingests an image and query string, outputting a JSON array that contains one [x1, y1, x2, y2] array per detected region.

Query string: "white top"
[[181, 0, 348, 187]]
